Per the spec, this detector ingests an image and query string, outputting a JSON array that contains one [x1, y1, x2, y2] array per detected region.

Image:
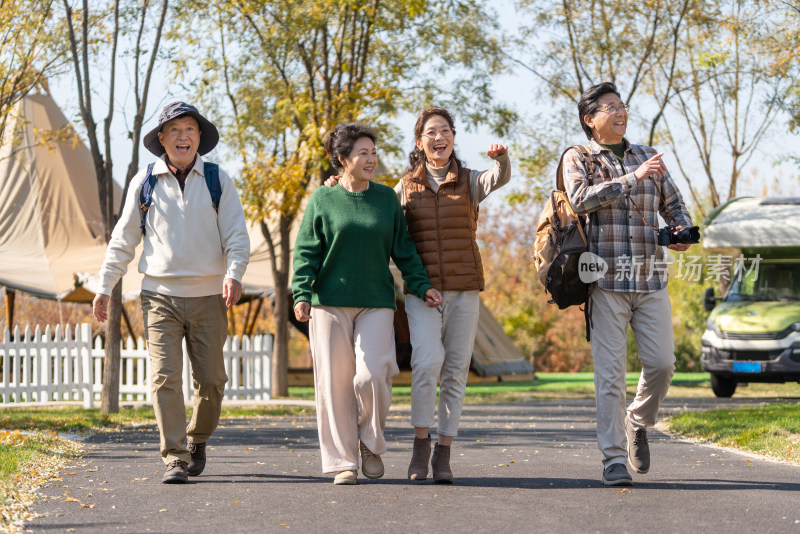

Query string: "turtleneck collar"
[[426, 161, 450, 179]]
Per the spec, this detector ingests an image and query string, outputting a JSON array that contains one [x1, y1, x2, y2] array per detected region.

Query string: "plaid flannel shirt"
[[563, 139, 693, 293]]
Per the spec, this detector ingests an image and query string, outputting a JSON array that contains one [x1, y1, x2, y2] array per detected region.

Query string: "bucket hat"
[[143, 101, 219, 157]]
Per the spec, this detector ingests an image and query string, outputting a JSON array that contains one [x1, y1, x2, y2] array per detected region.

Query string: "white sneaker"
[[334, 470, 358, 485]]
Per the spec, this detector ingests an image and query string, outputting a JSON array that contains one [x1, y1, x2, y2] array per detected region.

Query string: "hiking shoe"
[[602, 463, 633, 486], [334, 470, 358, 485], [359, 442, 384, 479], [626, 418, 650, 474], [187, 441, 206, 476], [431, 443, 453, 484], [162, 460, 189, 484], [408, 435, 432, 481]]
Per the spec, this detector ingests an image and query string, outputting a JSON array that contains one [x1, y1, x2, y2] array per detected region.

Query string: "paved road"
[[27, 398, 800, 533]]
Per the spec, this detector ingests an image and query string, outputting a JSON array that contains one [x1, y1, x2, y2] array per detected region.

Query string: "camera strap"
[[626, 173, 678, 232]]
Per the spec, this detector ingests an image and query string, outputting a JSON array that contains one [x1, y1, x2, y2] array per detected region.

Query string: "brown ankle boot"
[[431, 443, 453, 484], [407, 435, 431, 481]]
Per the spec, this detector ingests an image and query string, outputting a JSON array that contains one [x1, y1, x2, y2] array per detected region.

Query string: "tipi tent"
[[0, 91, 122, 301]]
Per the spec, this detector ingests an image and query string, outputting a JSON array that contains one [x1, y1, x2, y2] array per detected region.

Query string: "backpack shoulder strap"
[[204, 162, 221, 212], [556, 145, 597, 192], [139, 162, 157, 234]]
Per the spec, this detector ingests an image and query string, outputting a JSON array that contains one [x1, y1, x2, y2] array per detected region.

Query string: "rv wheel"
[[710, 373, 737, 398]]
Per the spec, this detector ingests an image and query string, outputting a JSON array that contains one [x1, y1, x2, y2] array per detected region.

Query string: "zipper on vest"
[[435, 191, 445, 291]]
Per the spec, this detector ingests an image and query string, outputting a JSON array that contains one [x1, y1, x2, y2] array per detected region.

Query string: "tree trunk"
[[272, 277, 290, 398], [101, 280, 123, 414], [263, 213, 293, 398]]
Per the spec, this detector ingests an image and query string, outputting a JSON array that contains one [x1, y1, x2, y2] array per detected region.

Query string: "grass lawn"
[[665, 402, 800, 464], [291, 372, 800, 402], [0, 405, 309, 434], [289, 372, 713, 403]]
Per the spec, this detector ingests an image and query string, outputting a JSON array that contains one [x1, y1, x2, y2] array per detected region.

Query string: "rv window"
[[728, 264, 799, 302]]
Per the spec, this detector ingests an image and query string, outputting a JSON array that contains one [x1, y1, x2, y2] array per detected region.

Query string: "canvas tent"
[[0, 91, 120, 301], [702, 197, 800, 250]]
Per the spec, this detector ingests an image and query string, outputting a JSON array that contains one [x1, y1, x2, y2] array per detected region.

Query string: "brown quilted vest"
[[401, 159, 484, 292]]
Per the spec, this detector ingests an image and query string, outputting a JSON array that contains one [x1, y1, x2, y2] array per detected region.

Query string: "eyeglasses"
[[595, 104, 630, 114], [421, 127, 454, 138]]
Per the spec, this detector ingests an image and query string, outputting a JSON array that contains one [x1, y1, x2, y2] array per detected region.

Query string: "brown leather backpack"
[[533, 146, 603, 311]]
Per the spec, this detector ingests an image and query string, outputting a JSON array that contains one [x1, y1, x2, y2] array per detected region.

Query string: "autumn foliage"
[[478, 201, 592, 372]]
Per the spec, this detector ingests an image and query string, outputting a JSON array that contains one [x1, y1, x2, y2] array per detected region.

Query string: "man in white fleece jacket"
[[93, 102, 250, 484]]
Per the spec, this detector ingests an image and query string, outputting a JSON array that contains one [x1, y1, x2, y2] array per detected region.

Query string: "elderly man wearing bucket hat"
[[93, 102, 250, 484]]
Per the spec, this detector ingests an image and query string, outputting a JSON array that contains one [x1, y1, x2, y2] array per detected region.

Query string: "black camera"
[[657, 225, 700, 246]]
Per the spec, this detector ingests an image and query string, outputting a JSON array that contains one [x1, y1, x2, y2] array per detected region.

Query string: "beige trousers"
[[141, 291, 228, 464], [309, 306, 399, 473], [406, 290, 480, 437], [590, 287, 676, 467]]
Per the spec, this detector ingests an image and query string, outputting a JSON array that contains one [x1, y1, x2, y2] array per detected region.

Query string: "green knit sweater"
[[291, 182, 434, 309]]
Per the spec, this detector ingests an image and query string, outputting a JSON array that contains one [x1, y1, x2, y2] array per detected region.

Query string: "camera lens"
[[673, 226, 700, 244]]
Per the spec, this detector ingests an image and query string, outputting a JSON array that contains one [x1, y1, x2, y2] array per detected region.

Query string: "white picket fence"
[[0, 323, 273, 407]]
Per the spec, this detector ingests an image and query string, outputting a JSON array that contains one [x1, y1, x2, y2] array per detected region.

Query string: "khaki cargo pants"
[[141, 291, 228, 464]]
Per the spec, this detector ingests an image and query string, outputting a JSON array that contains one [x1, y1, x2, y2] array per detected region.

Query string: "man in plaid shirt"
[[563, 82, 695, 486]]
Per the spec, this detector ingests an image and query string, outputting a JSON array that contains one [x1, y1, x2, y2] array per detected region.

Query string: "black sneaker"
[[626, 418, 650, 474], [188, 442, 206, 476], [162, 460, 189, 484], [602, 463, 633, 486]]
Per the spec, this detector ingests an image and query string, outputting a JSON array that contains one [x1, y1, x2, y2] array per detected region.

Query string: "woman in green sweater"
[[292, 123, 443, 485]]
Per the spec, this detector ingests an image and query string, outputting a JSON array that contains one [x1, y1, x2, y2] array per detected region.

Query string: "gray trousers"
[[589, 287, 676, 467], [406, 290, 480, 437]]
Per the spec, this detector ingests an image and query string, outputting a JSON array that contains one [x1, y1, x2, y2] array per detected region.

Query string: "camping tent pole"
[[120, 305, 135, 341], [4, 289, 14, 329], [246, 298, 263, 336], [228, 307, 237, 337]]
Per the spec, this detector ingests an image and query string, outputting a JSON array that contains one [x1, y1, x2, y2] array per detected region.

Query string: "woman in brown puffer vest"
[[397, 107, 510, 483]]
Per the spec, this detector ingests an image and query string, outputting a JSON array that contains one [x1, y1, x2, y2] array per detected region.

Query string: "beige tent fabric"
[[471, 299, 532, 377], [0, 92, 114, 299]]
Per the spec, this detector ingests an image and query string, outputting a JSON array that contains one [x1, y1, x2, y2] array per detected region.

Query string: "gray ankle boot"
[[407, 435, 431, 480], [431, 443, 453, 484]]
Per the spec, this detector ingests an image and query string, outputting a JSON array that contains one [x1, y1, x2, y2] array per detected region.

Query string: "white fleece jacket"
[[98, 155, 250, 297]]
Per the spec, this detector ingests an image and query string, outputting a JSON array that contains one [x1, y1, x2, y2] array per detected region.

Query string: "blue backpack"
[[139, 161, 221, 234]]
